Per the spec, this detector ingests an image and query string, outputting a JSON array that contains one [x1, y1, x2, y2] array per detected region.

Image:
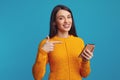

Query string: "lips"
[[63, 24, 71, 28]]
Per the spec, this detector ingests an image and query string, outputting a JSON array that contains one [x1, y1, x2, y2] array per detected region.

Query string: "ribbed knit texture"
[[32, 35, 91, 80]]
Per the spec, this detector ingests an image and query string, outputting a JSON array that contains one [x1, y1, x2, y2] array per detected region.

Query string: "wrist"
[[82, 58, 89, 63]]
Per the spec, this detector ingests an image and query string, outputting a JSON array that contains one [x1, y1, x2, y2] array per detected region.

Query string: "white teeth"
[[63, 24, 70, 28]]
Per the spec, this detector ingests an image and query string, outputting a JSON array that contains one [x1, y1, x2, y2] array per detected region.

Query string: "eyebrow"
[[56, 14, 71, 18]]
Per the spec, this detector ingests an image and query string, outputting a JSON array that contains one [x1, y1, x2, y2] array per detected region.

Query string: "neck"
[[57, 31, 69, 38]]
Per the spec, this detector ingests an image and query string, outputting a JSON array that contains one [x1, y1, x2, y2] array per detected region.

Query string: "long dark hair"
[[49, 5, 78, 38]]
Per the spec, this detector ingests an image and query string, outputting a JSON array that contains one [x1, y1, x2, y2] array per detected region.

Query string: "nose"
[[64, 18, 69, 23]]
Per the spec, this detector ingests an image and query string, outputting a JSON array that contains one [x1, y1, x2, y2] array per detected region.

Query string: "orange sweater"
[[32, 35, 91, 80]]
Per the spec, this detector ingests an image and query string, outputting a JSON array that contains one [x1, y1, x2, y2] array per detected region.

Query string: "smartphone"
[[79, 44, 95, 57], [84, 44, 95, 52]]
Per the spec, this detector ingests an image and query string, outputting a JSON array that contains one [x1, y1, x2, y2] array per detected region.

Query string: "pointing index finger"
[[51, 41, 62, 44]]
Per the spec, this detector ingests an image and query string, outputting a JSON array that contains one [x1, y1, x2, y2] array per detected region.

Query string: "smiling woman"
[[55, 9, 72, 33], [32, 4, 94, 80]]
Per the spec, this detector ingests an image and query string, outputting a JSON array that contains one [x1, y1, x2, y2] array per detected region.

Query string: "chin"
[[63, 29, 71, 32]]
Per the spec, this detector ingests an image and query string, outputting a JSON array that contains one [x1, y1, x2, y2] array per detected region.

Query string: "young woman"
[[32, 5, 93, 80]]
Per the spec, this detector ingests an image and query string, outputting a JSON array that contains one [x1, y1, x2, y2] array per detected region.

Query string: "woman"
[[32, 5, 93, 80]]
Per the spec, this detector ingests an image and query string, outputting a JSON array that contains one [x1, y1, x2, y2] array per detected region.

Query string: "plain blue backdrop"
[[0, 0, 120, 80]]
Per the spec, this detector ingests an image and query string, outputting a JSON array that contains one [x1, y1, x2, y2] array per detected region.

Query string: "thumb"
[[46, 35, 50, 42]]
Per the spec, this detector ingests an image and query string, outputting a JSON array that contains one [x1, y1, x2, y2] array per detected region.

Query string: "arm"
[[80, 60, 91, 78], [78, 38, 91, 78], [32, 40, 48, 80], [80, 47, 93, 77]]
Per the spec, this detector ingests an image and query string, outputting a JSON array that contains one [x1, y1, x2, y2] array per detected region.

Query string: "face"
[[55, 9, 72, 33]]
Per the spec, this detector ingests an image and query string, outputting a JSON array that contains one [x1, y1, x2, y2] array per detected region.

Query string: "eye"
[[57, 16, 64, 20], [67, 15, 72, 19], [59, 17, 63, 20]]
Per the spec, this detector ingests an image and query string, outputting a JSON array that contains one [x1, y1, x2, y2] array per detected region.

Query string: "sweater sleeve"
[[79, 38, 91, 78], [80, 60, 91, 78], [32, 40, 48, 80]]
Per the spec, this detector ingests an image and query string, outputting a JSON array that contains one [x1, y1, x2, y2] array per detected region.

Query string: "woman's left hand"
[[81, 49, 93, 61]]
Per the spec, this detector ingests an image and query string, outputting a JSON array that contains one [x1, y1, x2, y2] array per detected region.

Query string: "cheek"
[[69, 19, 72, 23], [56, 20, 64, 26]]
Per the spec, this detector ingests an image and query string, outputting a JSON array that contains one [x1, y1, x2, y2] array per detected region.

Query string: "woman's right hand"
[[41, 36, 62, 53]]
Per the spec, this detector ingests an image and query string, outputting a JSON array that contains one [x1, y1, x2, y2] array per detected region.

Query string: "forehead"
[[56, 9, 71, 17]]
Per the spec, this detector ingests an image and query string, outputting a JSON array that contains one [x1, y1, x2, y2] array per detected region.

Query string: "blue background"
[[0, 0, 120, 80]]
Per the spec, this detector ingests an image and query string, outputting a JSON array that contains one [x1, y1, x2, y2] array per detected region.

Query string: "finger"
[[49, 47, 53, 50], [82, 50, 90, 58], [46, 35, 50, 42], [85, 49, 93, 56], [81, 53, 89, 60], [47, 35, 50, 40], [51, 41, 63, 44], [49, 46, 54, 51], [84, 50, 93, 58], [81, 51, 93, 60], [49, 43, 54, 47]]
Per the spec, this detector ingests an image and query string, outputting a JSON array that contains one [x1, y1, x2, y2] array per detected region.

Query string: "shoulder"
[[70, 35, 85, 49], [71, 35, 84, 43], [38, 38, 47, 48]]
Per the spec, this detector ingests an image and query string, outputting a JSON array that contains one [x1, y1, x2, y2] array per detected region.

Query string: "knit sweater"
[[32, 35, 91, 80]]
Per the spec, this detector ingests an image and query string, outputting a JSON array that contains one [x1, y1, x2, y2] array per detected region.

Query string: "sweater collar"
[[52, 35, 73, 41]]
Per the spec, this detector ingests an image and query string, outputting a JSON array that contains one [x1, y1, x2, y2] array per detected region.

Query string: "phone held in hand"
[[78, 44, 95, 57]]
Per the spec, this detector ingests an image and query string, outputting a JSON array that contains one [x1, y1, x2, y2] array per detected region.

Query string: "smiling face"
[[55, 9, 72, 33], [49, 5, 77, 38]]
